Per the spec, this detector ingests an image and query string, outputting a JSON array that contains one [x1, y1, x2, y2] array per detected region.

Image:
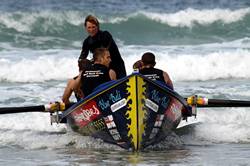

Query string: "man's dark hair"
[[141, 52, 156, 65]]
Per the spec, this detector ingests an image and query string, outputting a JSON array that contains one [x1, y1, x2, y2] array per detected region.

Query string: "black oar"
[[187, 96, 250, 107], [0, 105, 46, 114], [199, 98, 250, 107], [0, 102, 72, 114]]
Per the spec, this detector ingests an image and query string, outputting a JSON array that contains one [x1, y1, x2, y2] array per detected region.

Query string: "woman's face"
[[85, 21, 98, 37]]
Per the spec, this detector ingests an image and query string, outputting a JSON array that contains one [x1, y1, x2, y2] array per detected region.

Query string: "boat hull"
[[61, 73, 189, 151]]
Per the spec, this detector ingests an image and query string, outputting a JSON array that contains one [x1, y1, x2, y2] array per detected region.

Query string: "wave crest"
[[141, 8, 250, 27], [1, 8, 250, 33]]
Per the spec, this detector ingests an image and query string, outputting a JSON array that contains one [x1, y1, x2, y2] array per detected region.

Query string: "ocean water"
[[1, 0, 250, 165]]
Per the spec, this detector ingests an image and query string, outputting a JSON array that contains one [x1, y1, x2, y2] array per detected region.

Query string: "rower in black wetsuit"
[[139, 52, 174, 89], [79, 15, 126, 79], [81, 48, 116, 96]]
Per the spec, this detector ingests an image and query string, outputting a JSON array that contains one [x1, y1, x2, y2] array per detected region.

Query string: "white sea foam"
[[178, 107, 250, 143], [0, 113, 122, 150], [0, 49, 80, 82], [141, 8, 250, 27], [194, 108, 250, 143], [160, 49, 250, 81], [1, 40, 250, 83], [123, 41, 250, 81]]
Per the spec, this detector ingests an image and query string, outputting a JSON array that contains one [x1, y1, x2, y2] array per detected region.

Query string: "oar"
[[187, 96, 250, 107], [0, 105, 46, 114], [0, 102, 68, 114]]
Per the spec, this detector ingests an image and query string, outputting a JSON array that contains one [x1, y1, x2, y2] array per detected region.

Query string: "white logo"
[[111, 98, 127, 112], [145, 98, 159, 112], [74, 105, 100, 122]]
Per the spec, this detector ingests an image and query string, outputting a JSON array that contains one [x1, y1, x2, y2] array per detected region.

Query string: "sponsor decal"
[[103, 115, 121, 141], [161, 96, 169, 108], [165, 99, 182, 121], [90, 119, 106, 131], [71, 100, 100, 127], [98, 90, 123, 111], [154, 114, 164, 127], [109, 129, 122, 141], [111, 98, 127, 112], [106, 121, 116, 129], [150, 90, 170, 109], [151, 90, 161, 103], [149, 114, 165, 139], [145, 98, 159, 112], [154, 121, 162, 127], [104, 115, 117, 129], [109, 90, 122, 102], [98, 99, 110, 110], [149, 128, 159, 139], [103, 115, 113, 123]]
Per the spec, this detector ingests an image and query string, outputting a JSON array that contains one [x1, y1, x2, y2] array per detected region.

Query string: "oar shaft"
[[0, 105, 46, 114], [187, 96, 250, 107], [200, 99, 250, 107], [0, 102, 75, 115]]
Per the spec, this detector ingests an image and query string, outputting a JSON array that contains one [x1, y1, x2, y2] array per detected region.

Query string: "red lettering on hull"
[[71, 100, 101, 127]]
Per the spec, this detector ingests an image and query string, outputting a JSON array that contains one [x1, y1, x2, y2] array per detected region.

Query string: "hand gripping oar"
[[187, 96, 250, 107], [0, 102, 66, 114]]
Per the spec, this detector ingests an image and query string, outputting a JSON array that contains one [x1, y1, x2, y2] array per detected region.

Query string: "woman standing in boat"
[[78, 15, 126, 79]]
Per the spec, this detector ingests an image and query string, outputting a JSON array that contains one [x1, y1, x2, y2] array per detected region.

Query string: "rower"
[[137, 52, 174, 89], [80, 48, 117, 96], [62, 59, 92, 105]]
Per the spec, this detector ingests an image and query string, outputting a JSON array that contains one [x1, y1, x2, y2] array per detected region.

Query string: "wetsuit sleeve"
[[79, 38, 89, 60], [102, 31, 126, 78], [101, 31, 122, 61]]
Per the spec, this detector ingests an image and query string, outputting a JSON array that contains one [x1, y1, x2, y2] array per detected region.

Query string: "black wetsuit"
[[81, 64, 111, 96], [139, 67, 165, 82], [79, 30, 126, 79]]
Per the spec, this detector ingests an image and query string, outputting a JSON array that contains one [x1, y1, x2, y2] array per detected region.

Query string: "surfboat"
[[59, 73, 192, 151]]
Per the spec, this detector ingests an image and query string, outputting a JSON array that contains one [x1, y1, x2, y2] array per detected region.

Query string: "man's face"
[[101, 51, 111, 67], [85, 21, 98, 37]]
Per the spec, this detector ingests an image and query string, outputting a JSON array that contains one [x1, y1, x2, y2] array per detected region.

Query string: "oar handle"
[[186, 96, 250, 107], [0, 102, 67, 114]]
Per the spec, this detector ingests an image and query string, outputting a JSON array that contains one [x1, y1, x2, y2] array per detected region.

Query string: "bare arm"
[[62, 72, 83, 105], [62, 79, 74, 105], [109, 69, 117, 80], [74, 72, 82, 88], [163, 71, 174, 90]]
